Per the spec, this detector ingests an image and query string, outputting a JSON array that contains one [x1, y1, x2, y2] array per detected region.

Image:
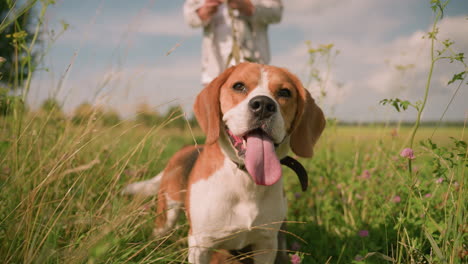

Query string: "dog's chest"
[[189, 158, 286, 247]]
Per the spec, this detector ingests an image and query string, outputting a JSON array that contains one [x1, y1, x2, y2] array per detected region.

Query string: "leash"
[[225, 1, 242, 68], [224, 3, 308, 191], [280, 156, 308, 192]]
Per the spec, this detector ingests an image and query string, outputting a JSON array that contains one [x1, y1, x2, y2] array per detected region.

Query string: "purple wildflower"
[[392, 195, 401, 203], [290, 254, 301, 264], [400, 148, 415, 159], [425, 193, 432, 198], [435, 177, 444, 184], [358, 230, 369, 237], [294, 192, 302, 199], [360, 169, 371, 179]]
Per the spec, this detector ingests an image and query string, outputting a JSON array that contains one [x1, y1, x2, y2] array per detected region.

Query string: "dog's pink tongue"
[[245, 131, 282, 186]]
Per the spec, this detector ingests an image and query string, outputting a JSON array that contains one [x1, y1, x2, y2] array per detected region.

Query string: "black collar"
[[280, 156, 308, 192]]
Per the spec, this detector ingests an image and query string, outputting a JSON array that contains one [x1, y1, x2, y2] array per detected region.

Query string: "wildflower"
[[294, 192, 301, 199], [290, 241, 301, 251], [290, 254, 301, 264], [392, 195, 401, 203], [425, 193, 432, 198], [358, 230, 369, 237], [435, 177, 444, 184], [360, 169, 371, 179], [400, 148, 415, 159]]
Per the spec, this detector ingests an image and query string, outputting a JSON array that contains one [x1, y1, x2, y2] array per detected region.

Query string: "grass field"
[[0, 113, 466, 263]]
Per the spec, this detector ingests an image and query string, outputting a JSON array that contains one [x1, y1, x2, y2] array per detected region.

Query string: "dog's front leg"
[[252, 235, 278, 264], [188, 235, 212, 264]]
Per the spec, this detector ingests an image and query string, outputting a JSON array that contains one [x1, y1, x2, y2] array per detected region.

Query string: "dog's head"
[[194, 62, 325, 186]]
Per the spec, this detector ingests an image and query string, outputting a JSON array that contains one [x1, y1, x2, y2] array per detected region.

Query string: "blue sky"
[[30, 0, 468, 122]]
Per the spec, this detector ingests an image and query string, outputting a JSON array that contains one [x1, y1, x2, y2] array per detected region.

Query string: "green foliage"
[[134, 104, 197, 131], [447, 71, 466, 85], [40, 97, 62, 113], [135, 103, 162, 127], [305, 41, 340, 101], [0, 87, 25, 116], [379, 98, 413, 112], [421, 137, 468, 177], [101, 109, 121, 126], [0, 0, 38, 90], [71, 102, 102, 125], [163, 105, 188, 130]]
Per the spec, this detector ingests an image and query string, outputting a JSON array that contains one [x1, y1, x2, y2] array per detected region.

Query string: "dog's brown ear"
[[286, 71, 326, 158], [194, 65, 236, 145]]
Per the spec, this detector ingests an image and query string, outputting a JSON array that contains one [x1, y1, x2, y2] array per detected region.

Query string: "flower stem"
[[408, 10, 440, 149]]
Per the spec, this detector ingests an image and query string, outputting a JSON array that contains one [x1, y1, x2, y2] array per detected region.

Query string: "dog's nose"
[[248, 96, 277, 119]]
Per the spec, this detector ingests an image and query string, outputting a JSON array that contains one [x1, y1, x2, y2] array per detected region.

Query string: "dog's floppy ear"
[[287, 71, 326, 158], [194, 65, 236, 145]]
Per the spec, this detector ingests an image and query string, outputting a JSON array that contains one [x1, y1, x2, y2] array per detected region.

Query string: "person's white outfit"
[[184, 0, 283, 85]]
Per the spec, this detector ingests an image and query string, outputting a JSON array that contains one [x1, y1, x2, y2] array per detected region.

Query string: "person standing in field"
[[184, 0, 283, 86]]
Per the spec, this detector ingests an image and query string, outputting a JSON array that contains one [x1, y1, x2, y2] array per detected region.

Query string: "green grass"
[[0, 113, 466, 264], [285, 124, 466, 263]]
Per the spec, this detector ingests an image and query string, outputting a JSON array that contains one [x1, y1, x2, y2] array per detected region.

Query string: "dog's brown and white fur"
[[123, 62, 325, 263]]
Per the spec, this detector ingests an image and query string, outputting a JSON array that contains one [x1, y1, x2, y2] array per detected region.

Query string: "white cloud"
[[366, 15, 468, 95], [281, 0, 400, 39], [273, 14, 468, 121], [54, 8, 194, 48], [136, 12, 196, 37], [286, 0, 343, 15]]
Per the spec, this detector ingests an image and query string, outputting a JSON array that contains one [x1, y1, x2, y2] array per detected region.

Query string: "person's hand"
[[197, 0, 223, 22], [227, 0, 254, 16]]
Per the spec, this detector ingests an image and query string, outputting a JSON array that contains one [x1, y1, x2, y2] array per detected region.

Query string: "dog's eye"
[[277, 88, 291, 98], [232, 82, 247, 93]]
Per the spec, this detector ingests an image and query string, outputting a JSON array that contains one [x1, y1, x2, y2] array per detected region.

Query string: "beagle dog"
[[123, 62, 325, 263]]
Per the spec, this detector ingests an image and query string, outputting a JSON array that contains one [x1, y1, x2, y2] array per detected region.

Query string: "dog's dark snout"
[[249, 96, 276, 119]]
